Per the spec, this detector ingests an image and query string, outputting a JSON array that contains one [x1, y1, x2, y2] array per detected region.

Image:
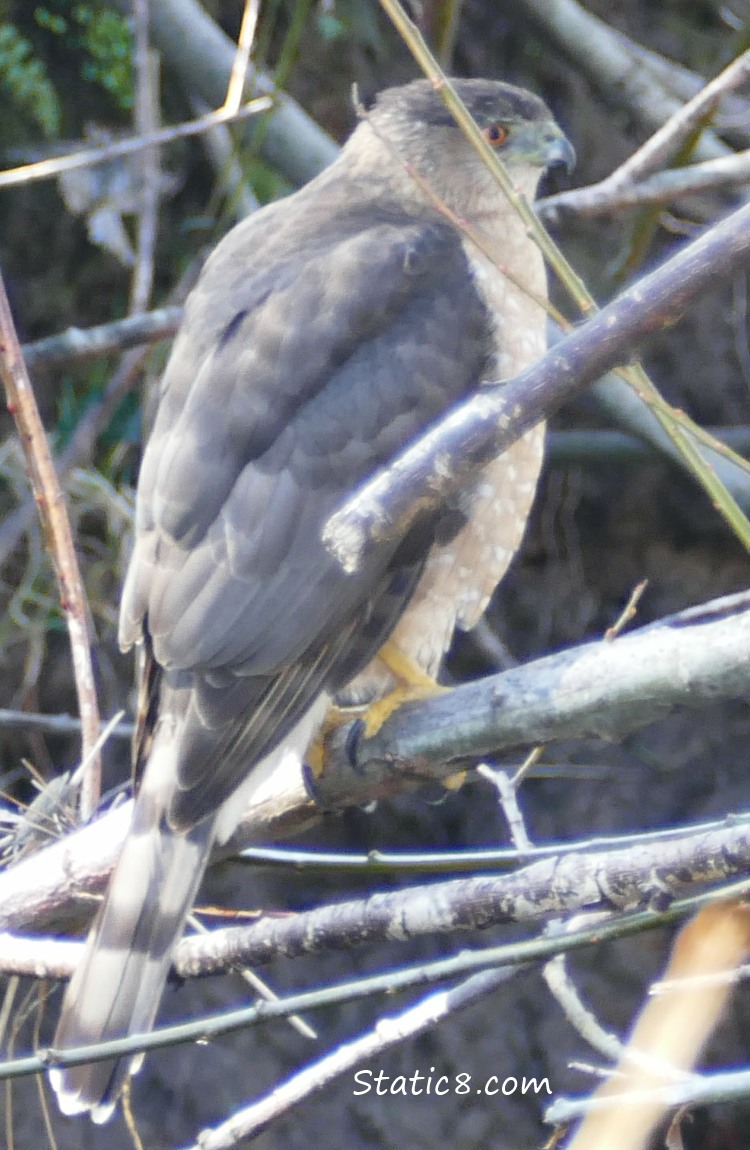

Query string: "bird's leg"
[[362, 638, 447, 737], [307, 643, 447, 779], [374, 643, 470, 789], [306, 701, 365, 779]]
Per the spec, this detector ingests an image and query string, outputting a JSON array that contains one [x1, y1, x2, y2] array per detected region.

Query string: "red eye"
[[484, 123, 509, 146]]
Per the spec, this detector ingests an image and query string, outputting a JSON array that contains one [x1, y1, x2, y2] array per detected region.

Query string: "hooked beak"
[[542, 133, 576, 175]]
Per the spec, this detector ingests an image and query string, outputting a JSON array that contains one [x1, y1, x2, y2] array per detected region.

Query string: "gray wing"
[[121, 192, 492, 828]]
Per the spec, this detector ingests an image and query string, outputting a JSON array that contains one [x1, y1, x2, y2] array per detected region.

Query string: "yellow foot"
[[442, 769, 469, 791], [377, 639, 443, 692], [362, 639, 447, 738], [307, 703, 362, 778]]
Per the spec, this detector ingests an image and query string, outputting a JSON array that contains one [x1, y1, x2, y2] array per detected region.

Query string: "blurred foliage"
[[0, 2, 133, 150], [35, 3, 133, 112], [0, 437, 132, 650], [56, 364, 141, 458], [312, 0, 385, 51], [252, 0, 384, 64], [0, 22, 60, 137]]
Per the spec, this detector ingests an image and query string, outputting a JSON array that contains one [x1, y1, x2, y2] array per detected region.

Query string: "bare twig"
[[190, 95, 260, 220], [186, 912, 316, 1042], [543, 954, 623, 1062], [603, 47, 750, 186], [0, 98, 271, 191], [549, 1064, 750, 1126], [21, 307, 182, 370], [586, 370, 750, 513], [545, 426, 750, 467], [0, 708, 132, 740], [541, 52, 750, 223], [604, 580, 648, 641], [176, 824, 750, 980], [0, 274, 101, 819], [476, 764, 534, 852], [129, 1, 160, 316], [188, 967, 518, 1149], [540, 149, 750, 219], [223, 0, 261, 114]]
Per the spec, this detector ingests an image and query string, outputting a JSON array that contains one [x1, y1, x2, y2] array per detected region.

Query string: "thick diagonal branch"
[[323, 199, 750, 574]]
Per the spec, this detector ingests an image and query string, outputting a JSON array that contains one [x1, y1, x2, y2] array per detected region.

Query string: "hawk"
[[51, 77, 573, 1119]]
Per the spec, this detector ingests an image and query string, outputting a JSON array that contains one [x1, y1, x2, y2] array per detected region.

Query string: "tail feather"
[[50, 696, 324, 1121], [50, 778, 215, 1122]]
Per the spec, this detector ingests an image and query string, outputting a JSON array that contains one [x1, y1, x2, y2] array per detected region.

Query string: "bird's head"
[[348, 77, 574, 213]]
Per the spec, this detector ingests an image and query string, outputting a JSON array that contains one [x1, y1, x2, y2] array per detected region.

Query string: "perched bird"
[[51, 77, 573, 1120]]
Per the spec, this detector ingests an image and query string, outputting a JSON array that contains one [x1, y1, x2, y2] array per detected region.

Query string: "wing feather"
[[121, 187, 495, 825]]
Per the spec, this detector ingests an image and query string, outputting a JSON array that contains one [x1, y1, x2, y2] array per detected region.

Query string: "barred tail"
[[50, 749, 215, 1123]]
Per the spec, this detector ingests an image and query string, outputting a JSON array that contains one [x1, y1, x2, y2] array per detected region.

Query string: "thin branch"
[[549, 1065, 750, 1126], [543, 954, 623, 1063], [0, 892, 724, 1084], [0, 274, 102, 819], [131, 819, 750, 979], [322, 198, 750, 573], [21, 306, 182, 370], [586, 371, 750, 514], [603, 46, 750, 185], [223, 0, 261, 114], [186, 913, 317, 1042], [128, 1, 160, 316], [0, 98, 271, 191], [188, 967, 518, 1149], [476, 763, 534, 852], [545, 426, 750, 467], [0, 709, 132, 740], [190, 95, 260, 220], [11, 809, 750, 989], [236, 814, 750, 876], [540, 149, 750, 219]]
